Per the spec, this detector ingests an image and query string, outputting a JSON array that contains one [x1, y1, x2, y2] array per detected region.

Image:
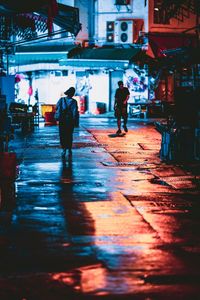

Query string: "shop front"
[[154, 46, 200, 161], [60, 46, 150, 115]]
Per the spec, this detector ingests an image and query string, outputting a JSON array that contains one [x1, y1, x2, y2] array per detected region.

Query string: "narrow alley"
[[0, 117, 200, 300]]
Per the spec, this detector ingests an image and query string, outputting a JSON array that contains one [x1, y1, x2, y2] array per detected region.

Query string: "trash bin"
[[97, 102, 106, 114], [0, 152, 17, 180], [44, 112, 57, 125]]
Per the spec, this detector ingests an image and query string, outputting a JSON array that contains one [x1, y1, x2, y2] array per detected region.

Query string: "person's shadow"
[[61, 156, 73, 183], [60, 156, 98, 259]]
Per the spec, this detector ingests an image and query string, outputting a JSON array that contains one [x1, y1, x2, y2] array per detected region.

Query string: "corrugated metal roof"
[[68, 47, 141, 61]]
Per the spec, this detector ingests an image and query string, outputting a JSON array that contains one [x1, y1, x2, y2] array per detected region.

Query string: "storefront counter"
[[11, 112, 35, 133]]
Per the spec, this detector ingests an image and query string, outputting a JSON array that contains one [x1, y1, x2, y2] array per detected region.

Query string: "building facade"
[[1, 0, 199, 116], [61, 0, 149, 114]]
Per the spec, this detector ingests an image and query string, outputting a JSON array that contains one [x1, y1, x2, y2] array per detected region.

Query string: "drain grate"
[[125, 194, 196, 213], [26, 142, 107, 149], [73, 142, 107, 148], [125, 194, 199, 202], [109, 151, 130, 154], [101, 161, 145, 167], [26, 144, 60, 148]]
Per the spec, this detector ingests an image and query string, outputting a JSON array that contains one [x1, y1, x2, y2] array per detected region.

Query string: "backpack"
[[55, 97, 72, 121]]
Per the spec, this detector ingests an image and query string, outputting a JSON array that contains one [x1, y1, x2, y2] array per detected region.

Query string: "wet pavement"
[[0, 117, 200, 299]]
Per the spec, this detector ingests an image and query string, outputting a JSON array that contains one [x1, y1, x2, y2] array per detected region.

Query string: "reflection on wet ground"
[[0, 118, 200, 299]]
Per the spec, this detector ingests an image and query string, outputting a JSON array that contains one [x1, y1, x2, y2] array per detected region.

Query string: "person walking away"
[[114, 81, 130, 135], [55, 87, 79, 159]]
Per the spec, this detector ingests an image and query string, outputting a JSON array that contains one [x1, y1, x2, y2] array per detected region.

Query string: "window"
[[154, 0, 169, 24]]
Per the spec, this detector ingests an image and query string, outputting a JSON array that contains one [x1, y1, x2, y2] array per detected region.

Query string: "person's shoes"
[[116, 129, 122, 135], [123, 125, 128, 132], [61, 149, 66, 159]]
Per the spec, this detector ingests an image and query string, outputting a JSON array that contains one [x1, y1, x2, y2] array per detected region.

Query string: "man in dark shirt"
[[114, 80, 130, 134]]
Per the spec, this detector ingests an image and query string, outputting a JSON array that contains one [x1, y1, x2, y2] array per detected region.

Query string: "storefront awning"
[[67, 46, 142, 61], [59, 46, 143, 68], [148, 33, 197, 58], [12, 43, 76, 66]]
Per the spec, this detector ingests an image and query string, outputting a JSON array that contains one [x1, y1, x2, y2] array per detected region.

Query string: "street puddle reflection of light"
[[79, 264, 107, 294], [32, 162, 60, 171], [78, 192, 158, 293], [84, 192, 157, 245], [52, 272, 76, 286], [33, 206, 56, 211], [51, 264, 108, 294]]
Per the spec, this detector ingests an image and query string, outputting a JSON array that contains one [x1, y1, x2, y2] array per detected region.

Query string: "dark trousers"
[[59, 121, 74, 150]]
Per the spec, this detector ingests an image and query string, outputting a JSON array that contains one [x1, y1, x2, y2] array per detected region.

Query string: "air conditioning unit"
[[114, 20, 134, 43], [106, 21, 115, 43]]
